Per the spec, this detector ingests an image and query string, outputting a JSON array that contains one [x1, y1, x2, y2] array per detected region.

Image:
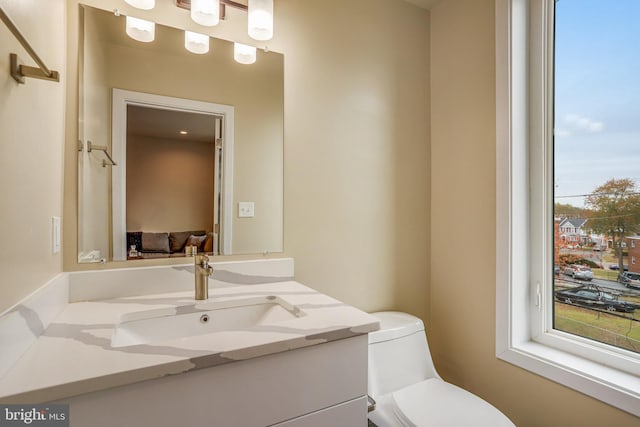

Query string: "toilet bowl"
[[368, 311, 515, 427]]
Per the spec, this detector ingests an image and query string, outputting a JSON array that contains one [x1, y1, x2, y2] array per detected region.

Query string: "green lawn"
[[554, 303, 640, 353], [602, 252, 628, 266], [592, 268, 619, 281]]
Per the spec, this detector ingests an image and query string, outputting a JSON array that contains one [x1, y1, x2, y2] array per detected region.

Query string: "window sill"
[[497, 338, 640, 417]]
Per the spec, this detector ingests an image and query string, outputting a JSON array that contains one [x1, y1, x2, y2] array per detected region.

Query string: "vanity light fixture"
[[121, 1, 270, 62], [124, 0, 155, 10], [191, 0, 220, 27], [125, 16, 155, 42], [234, 42, 256, 64], [177, 0, 275, 43], [185, 30, 210, 54], [248, 0, 273, 41]]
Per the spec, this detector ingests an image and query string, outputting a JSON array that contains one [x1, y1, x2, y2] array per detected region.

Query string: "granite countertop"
[[0, 280, 379, 403]]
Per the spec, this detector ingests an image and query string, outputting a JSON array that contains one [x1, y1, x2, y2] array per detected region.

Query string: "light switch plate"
[[238, 202, 255, 218], [52, 216, 61, 254]]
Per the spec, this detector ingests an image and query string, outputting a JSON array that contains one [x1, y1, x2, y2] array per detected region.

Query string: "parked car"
[[554, 265, 561, 275], [592, 245, 603, 251], [617, 272, 640, 289], [555, 285, 639, 312], [562, 265, 594, 281], [609, 264, 629, 271]]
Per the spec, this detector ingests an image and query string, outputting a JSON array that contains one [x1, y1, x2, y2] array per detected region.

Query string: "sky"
[[554, 0, 640, 207]]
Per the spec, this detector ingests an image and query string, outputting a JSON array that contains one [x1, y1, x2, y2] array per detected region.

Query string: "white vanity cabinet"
[[61, 335, 369, 427]]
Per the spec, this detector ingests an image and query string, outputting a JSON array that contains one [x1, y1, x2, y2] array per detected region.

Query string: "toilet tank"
[[368, 312, 440, 398]]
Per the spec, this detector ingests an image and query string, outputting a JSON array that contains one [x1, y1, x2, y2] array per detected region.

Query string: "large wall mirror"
[[77, 5, 283, 263]]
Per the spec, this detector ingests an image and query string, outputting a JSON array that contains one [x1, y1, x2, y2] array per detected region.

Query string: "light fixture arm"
[[176, 0, 248, 20]]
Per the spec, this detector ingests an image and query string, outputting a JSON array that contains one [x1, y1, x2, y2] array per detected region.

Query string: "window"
[[552, 0, 640, 356], [496, 0, 639, 417]]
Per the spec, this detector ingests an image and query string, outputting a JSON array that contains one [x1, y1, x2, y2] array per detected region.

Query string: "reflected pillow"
[[203, 232, 215, 253], [185, 234, 207, 251], [141, 232, 170, 253], [169, 230, 205, 253]]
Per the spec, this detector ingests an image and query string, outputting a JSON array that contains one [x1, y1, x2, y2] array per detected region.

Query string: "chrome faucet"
[[194, 254, 213, 300]]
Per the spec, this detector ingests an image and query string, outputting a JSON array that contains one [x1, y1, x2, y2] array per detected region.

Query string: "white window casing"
[[495, 0, 640, 417]]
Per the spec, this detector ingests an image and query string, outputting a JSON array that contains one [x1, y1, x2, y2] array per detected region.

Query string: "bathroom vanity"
[[0, 259, 379, 426]]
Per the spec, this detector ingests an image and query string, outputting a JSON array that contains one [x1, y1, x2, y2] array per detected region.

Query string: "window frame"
[[495, 0, 640, 417]]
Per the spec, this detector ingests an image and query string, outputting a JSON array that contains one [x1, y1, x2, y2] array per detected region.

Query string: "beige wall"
[[0, 0, 66, 313], [126, 135, 214, 232], [279, 0, 431, 317], [430, 0, 638, 425]]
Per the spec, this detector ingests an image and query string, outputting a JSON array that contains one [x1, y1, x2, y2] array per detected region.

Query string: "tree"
[[554, 203, 588, 218], [585, 179, 640, 271]]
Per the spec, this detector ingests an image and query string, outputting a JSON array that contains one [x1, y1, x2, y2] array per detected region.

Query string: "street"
[[556, 274, 640, 295]]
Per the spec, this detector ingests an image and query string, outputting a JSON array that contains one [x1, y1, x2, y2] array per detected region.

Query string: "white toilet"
[[368, 311, 515, 427]]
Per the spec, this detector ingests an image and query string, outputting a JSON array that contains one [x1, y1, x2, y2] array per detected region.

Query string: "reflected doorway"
[[112, 90, 235, 260]]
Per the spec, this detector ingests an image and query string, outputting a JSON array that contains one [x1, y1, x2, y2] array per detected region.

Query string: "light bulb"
[[185, 31, 210, 54], [125, 0, 155, 10], [191, 0, 220, 27], [125, 16, 155, 43], [248, 0, 273, 41], [234, 43, 257, 64]]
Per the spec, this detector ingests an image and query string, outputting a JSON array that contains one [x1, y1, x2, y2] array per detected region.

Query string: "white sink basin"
[[111, 296, 305, 348]]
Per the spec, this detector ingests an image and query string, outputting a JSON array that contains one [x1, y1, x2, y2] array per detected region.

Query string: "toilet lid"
[[391, 378, 514, 427]]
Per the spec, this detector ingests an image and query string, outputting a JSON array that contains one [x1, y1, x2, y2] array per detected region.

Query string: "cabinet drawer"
[[64, 335, 368, 427], [272, 396, 367, 427]]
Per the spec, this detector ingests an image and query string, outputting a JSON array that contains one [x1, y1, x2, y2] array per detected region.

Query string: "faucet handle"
[[195, 254, 213, 276], [195, 254, 209, 266]]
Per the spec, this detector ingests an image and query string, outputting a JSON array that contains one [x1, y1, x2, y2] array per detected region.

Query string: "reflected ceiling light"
[[234, 43, 256, 64], [125, 0, 155, 10], [248, 0, 273, 41], [125, 16, 155, 43], [191, 0, 220, 27], [185, 31, 210, 54], [180, 130, 189, 135]]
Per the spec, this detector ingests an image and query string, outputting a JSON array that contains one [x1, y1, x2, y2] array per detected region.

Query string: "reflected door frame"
[[111, 89, 234, 260]]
